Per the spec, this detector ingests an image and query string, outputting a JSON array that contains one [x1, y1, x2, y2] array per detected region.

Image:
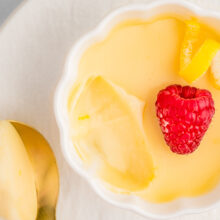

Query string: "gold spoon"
[[11, 121, 59, 220]]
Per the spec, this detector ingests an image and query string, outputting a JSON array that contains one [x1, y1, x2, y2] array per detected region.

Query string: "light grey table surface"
[[0, 0, 23, 24]]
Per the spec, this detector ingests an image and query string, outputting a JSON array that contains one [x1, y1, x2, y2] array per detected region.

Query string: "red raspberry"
[[155, 85, 215, 154]]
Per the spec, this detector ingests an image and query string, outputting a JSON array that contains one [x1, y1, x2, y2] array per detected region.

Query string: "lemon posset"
[[68, 17, 220, 203]]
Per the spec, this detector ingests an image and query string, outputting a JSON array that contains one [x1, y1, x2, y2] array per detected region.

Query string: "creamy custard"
[[69, 76, 154, 191], [68, 17, 220, 203]]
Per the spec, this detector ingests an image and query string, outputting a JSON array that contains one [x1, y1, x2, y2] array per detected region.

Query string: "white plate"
[[1, 0, 220, 219]]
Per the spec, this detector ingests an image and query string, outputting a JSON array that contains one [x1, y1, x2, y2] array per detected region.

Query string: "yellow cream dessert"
[[68, 17, 220, 203]]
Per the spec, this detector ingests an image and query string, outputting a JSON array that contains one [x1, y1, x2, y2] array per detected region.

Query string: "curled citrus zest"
[[211, 50, 220, 89], [179, 39, 220, 83], [180, 20, 201, 70], [78, 115, 90, 120]]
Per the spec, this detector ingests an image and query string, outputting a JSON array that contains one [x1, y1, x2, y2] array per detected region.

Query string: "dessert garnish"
[[179, 20, 220, 83], [180, 20, 201, 70], [211, 50, 220, 88], [179, 39, 220, 83], [156, 85, 215, 154]]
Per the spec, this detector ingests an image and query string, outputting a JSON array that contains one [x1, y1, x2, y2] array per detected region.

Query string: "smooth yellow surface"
[[69, 17, 220, 202], [0, 121, 37, 220], [69, 76, 154, 191]]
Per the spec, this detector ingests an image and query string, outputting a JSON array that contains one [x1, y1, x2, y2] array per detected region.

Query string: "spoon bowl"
[[11, 121, 59, 220]]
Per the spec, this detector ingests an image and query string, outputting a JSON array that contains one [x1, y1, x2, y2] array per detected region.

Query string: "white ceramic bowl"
[[54, 0, 220, 218]]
